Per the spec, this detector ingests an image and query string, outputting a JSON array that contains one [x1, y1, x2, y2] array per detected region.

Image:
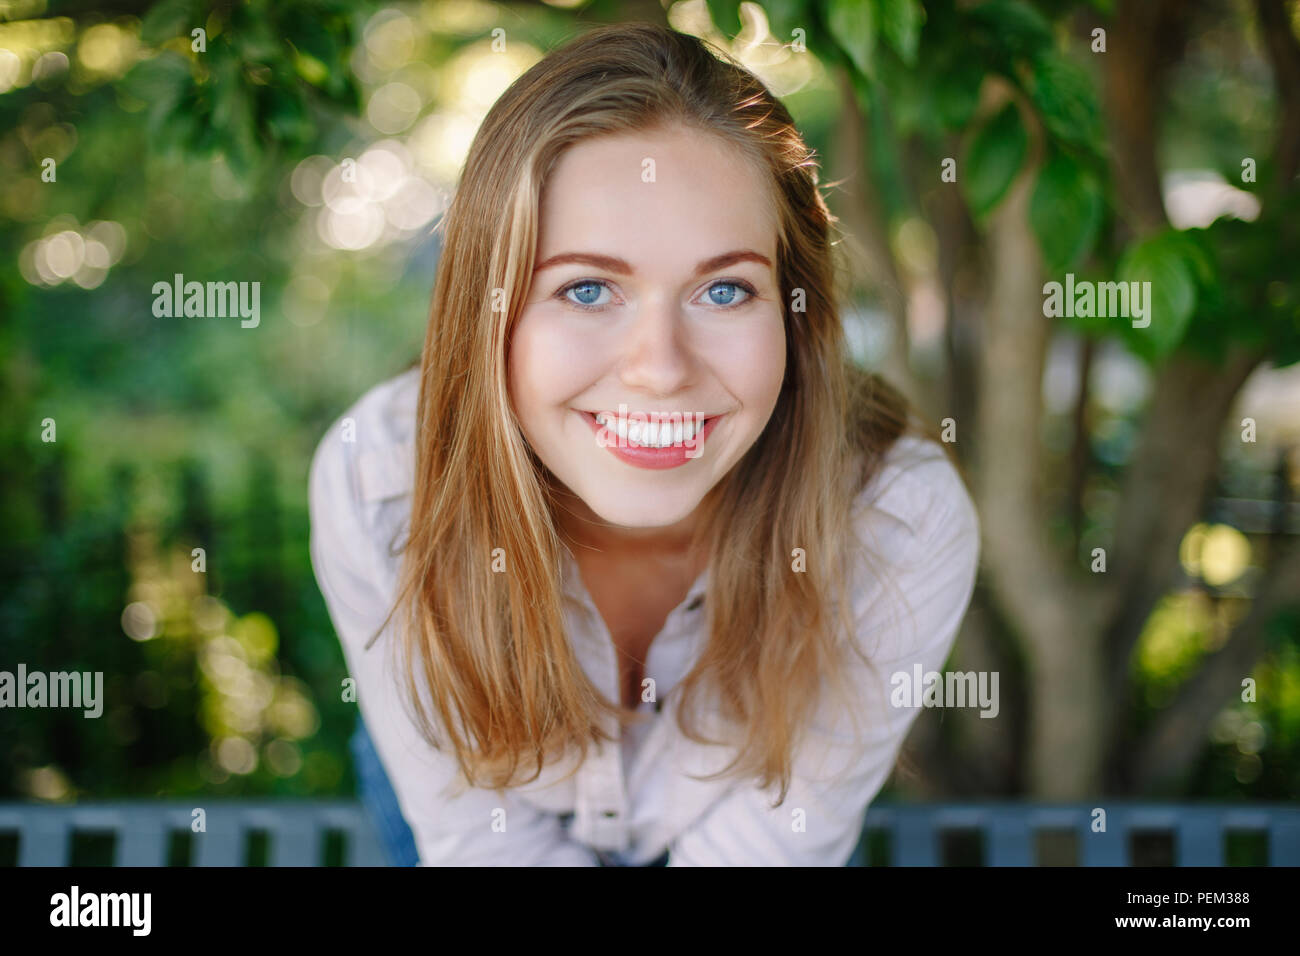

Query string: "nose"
[[617, 296, 693, 396]]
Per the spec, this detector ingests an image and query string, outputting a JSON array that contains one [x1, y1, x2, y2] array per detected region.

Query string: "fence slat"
[[987, 810, 1033, 866], [1176, 810, 1223, 866], [194, 809, 242, 867], [894, 810, 937, 866], [1271, 816, 1300, 867], [117, 810, 168, 867], [271, 812, 319, 866], [349, 819, 389, 866], [18, 811, 69, 866], [1080, 809, 1127, 866], [0, 802, 1295, 866]]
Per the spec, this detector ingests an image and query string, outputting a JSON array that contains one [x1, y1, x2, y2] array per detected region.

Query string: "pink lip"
[[577, 410, 722, 470]]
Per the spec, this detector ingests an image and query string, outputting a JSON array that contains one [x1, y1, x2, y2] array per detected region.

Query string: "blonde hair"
[[376, 22, 949, 803]]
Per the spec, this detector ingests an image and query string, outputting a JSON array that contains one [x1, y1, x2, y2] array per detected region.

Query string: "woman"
[[309, 21, 980, 866]]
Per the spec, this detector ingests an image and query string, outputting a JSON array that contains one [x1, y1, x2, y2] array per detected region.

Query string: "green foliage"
[[121, 0, 361, 179], [707, 0, 745, 35], [1116, 229, 1208, 362], [119, 50, 194, 136], [1181, 192, 1300, 368], [930, 54, 984, 131], [827, 0, 877, 78], [138, 0, 197, 45], [963, 101, 1027, 219], [750, 0, 808, 37], [877, 0, 924, 66], [966, 0, 1053, 57], [0, 0, 420, 803], [806, 0, 1293, 385], [1030, 149, 1104, 270], [817, 0, 1111, 283], [1028, 53, 1104, 154]]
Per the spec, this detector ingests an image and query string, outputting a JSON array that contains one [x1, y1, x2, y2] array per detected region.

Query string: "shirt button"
[[602, 810, 619, 819]]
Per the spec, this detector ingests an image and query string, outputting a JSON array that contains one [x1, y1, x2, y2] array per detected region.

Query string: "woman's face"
[[508, 124, 787, 530]]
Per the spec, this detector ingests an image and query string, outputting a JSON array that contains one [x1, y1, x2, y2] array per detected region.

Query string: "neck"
[[551, 485, 702, 559]]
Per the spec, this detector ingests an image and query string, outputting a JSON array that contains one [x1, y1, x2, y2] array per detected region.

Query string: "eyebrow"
[[533, 249, 773, 277]]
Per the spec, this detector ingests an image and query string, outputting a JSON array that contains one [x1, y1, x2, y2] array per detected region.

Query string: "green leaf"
[[120, 51, 192, 108], [1030, 152, 1103, 270], [1161, 229, 1217, 289], [828, 0, 877, 78], [1030, 55, 1104, 152], [761, 0, 808, 37], [140, 0, 198, 47], [865, 81, 909, 222], [705, 0, 744, 36], [878, 0, 923, 65], [932, 57, 984, 130], [293, 51, 330, 88], [158, 91, 204, 155], [120, 52, 195, 137], [968, 0, 1053, 56], [264, 87, 312, 144], [963, 101, 1027, 219], [1271, 332, 1300, 369], [1117, 231, 1198, 359]]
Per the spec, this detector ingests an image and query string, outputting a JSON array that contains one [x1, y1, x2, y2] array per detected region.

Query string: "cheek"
[[704, 309, 786, 408], [508, 311, 600, 423]]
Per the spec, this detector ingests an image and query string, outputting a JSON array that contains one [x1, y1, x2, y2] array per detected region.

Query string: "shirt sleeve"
[[665, 449, 981, 866], [308, 419, 599, 866]]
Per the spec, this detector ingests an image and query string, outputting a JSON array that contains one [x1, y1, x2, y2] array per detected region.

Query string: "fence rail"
[[1, 801, 1296, 866], [846, 804, 1300, 866]]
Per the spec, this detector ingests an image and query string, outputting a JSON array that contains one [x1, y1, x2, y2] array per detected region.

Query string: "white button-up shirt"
[[308, 366, 981, 866]]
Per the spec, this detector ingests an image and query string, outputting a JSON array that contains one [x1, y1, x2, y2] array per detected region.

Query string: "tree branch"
[[1255, 0, 1300, 188], [922, 133, 984, 467], [1101, 0, 1195, 236], [1068, 336, 1096, 553], [1105, 344, 1267, 689], [827, 67, 920, 408], [973, 87, 1109, 795]]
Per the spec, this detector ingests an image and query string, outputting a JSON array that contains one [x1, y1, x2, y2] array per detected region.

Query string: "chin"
[[579, 489, 703, 529]]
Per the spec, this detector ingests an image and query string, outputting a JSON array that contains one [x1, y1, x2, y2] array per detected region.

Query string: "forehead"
[[536, 124, 778, 262]]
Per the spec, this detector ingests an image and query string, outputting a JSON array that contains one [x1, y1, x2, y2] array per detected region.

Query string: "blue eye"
[[560, 280, 613, 311], [555, 277, 758, 313], [568, 281, 605, 305], [704, 281, 752, 307]]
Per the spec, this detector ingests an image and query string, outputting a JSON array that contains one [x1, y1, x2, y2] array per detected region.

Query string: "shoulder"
[[840, 433, 980, 663], [307, 364, 422, 632], [795, 436, 981, 783], [308, 364, 421, 517], [850, 433, 980, 562]]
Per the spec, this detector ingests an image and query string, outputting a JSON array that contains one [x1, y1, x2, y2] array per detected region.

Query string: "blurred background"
[[1, 0, 1297, 832]]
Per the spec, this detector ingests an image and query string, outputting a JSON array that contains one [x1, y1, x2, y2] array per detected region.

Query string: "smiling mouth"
[[581, 409, 719, 448], [575, 409, 724, 469]]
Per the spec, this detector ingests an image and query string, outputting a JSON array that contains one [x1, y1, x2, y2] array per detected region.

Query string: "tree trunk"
[[973, 112, 1109, 797]]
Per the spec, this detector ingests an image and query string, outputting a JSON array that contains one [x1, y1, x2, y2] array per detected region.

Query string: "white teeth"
[[593, 412, 707, 447]]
